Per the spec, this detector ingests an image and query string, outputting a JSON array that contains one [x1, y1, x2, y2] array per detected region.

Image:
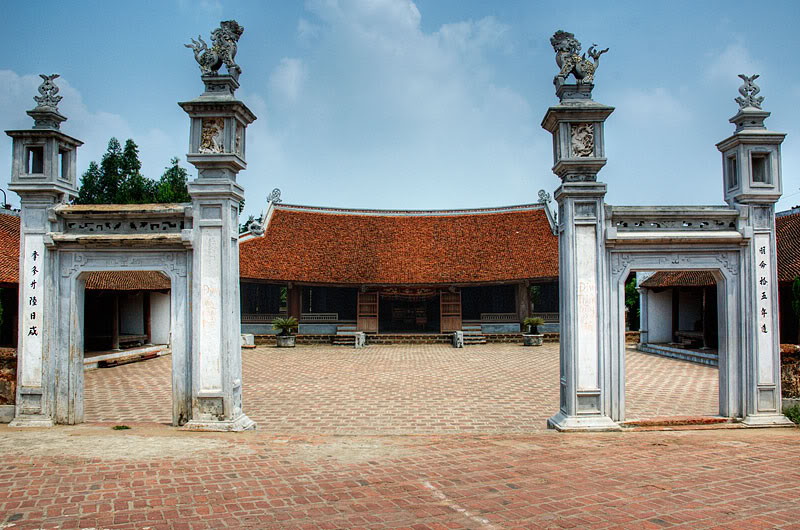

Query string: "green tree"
[[625, 276, 640, 331], [76, 139, 195, 205], [154, 158, 192, 203]]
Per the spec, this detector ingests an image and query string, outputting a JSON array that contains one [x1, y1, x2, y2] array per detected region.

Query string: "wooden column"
[[517, 283, 530, 321], [287, 285, 301, 320], [143, 291, 152, 344], [111, 293, 120, 351]]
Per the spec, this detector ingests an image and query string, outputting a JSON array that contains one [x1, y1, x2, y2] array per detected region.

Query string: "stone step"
[[638, 343, 719, 367]]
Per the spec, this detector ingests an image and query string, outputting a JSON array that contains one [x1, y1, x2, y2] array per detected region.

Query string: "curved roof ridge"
[[274, 202, 546, 217]]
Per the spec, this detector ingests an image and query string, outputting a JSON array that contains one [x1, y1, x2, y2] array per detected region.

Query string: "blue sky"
[[2, 0, 799, 219]]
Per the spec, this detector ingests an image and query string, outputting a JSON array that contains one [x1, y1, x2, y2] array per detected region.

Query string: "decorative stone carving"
[[65, 219, 185, 234], [735, 74, 764, 110], [537, 190, 551, 204], [234, 124, 242, 155], [267, 188, 282, 204], [247, 217, 265, 236], [185, 20, 244, 80], [33, 74, 63, 111], [199, 118, 225, 153], [570, 123, 594, 157], [550, 30, 608, 86]]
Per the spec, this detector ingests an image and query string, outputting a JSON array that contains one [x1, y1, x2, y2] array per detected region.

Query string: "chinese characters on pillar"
[[20, 235, 44, 387], [757, 241, 770, 335]]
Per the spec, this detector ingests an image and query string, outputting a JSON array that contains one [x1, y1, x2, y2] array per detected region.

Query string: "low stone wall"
[[253, 331, 640, 346], [0, 348, 16, 406], [781, 344, 800, 399], [626, 331, 641, 344]]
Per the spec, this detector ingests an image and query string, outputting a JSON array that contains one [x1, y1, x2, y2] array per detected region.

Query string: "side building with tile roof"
[[239, 203, 560, 338]]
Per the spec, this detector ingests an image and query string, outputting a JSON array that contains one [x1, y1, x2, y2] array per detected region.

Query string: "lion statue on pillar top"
[[550, 30, 608, 86]]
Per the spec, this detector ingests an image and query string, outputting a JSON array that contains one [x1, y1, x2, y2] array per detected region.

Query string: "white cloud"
[[269, 58, 308, 104], [615, 87, 692, 126], [706, 42, 763, 86]]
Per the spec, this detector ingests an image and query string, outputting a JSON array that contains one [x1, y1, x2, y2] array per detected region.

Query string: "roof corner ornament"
[[267, 188, 282, 204], [33, 74, 63, 111], [185, 20, 244, 81], [537, 189, 551, 205], [735, 74, 764, 110], [551, 30, 608, 87]]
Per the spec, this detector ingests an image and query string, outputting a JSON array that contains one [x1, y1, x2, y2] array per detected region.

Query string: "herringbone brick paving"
[[84, 343, 719, 429]]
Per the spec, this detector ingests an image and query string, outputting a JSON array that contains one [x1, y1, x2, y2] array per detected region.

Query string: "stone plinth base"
[[9, 414, 54, 428], [183, 414, 256, 432], [741, 414, 795, 427], [547, 411, 621, 432]]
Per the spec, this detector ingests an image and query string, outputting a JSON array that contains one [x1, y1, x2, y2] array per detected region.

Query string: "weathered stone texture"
[[781, 344, 800, 397], [0, 348, 16, 405]]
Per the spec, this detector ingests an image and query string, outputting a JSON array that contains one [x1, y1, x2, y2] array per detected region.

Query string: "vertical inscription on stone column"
[[20, 235, 44, 387], [199, 228, 223, 391], [575, 225, 598, 390], [754, 233, 773, 385]]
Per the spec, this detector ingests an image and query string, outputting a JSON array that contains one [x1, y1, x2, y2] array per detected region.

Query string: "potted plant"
[[272, 316, 299, 347], [522, 317, 545, 346]]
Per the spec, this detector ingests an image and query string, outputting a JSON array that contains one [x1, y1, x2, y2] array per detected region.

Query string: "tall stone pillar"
[[180, 21, 256, 431], [541, 31, 617, 430], [5, 75, 82, 427], [716, 75, 792, 425]]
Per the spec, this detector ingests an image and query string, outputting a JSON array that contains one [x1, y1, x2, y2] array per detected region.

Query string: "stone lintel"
[[5, 128, 84, 147], [541, 102, 615, 133], [715, 130, 787, 152], [187, 179, 245, 201], [554, 182, 607, 202], [186, 153, 247, 174], [178, 99, 257, 125], [54, 202, 188, 219]]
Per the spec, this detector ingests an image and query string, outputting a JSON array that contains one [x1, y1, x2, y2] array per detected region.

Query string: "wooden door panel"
[[440, 292, 462, 332], [357, 292, 379, 332]]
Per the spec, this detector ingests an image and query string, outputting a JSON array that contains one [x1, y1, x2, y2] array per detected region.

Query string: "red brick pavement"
[[0, 425, 798, 529], [84, 343, 719, 430]]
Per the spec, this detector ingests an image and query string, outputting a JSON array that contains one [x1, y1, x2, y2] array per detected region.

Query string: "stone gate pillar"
[[6, 75, 82, 427], [180, 21, 257, 431], [541, 34, 617, 430], [716, 76, 792, 425]]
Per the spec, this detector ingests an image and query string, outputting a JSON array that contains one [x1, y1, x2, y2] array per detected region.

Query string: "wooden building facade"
[[239, 203, 560, 338]]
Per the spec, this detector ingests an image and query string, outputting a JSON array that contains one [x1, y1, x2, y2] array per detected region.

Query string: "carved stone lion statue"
[[550, 30, 608, 85], [186, 20, 245, 80]]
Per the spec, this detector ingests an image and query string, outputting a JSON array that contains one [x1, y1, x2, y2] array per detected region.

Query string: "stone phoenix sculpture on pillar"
[[550, 30, 608, 87]]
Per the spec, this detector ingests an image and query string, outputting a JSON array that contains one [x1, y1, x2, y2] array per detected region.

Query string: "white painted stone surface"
[[575, 225, 598, 390], [199, 228, 223, 392], [647, 289, 672, 343], [151, 292, 171, 345], [754, 232, 774, 385], [19, 234, 44, 388]]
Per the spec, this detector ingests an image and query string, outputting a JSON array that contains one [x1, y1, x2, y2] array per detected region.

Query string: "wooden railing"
[[242, 313, 285, 323], [480, 313, 518, 322], [531, 312, 559, 323], [301, 313, 338, 322]]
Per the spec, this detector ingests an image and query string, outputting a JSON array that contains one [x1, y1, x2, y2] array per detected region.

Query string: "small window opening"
[[25, 146, 44, 174], [726, 155, 737, 190], [59, 149, 69, 180], [751, 153, 770, 184]]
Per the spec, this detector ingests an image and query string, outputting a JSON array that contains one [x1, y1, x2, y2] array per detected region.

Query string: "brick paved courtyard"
[[84, 343, 719, 430], [2, 344, 796, 530]]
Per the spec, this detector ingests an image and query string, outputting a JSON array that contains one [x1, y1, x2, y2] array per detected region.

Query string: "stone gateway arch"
[[4, 26, 793, 431]]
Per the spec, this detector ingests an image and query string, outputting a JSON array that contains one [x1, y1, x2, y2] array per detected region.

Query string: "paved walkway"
[[84, 343, 719, 431], [0, 425, 797, 529]]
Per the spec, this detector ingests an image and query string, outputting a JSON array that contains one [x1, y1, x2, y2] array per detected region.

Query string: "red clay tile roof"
[[640, 270, 717, 288], [84, 271, 171, 291], [240, 204, 558, 285], [776, 212, 800, 282], [0, 213, 20, 285]]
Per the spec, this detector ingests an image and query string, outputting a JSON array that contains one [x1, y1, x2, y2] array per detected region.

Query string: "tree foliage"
[[625, 275, 640, 331], [76, 138, 191, 205]]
